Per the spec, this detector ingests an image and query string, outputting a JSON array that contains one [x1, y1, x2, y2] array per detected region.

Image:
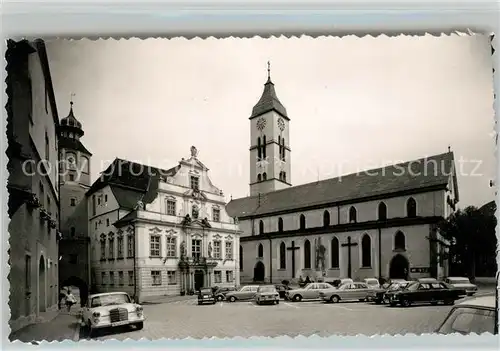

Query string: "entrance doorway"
[[38, 256, 46, 313], [389, 254, 409, 280], [194, 270, 204, 291], [253, 261, 265, 282]]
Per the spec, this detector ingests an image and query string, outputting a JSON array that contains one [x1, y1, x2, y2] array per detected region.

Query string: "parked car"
[[81, 292, 145, 337], [385, 281, 466, 307], [319, 282, 376, 303], [416, 277, 439, 283], [444, 277, 478, 296], [286, 282, 335, 302], [198, 288, 216, 305], [274, 284, 292, 299], [370, 281, 410, 304], [329, 278, 354, 288], [255, 285, 280, 305], [214, 286, 237, 301], [226, 285, 259, 302], [363, 278, 380, 289], [435, 295, 496, 334]]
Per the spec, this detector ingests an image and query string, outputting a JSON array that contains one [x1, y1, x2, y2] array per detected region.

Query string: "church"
[[226, 66, 458, 284]]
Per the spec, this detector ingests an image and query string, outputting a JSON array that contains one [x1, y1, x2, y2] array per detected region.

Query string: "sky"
[[45, 35, 496, 208]]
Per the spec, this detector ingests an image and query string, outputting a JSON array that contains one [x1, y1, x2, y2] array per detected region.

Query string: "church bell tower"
[[249, 62, 292, 196]]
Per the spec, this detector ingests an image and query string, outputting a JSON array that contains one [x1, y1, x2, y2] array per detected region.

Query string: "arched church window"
[[394, 231, 406, 251], [299, 214, 306, 230], [304, 240, 311, 269], [279, 242, 286, 269], [281, 138, 286, 161], [330, 237, 339, 268], [278, 217, 284, 232], [361, 234, 371, 268], [257, 137, 262, 160], [257, 174, 262, 182], [262, 172, 267, 181], [258, 243, 264, 258], [259, 220, 264, 235], [278, 136, 281, 157], [406, 197, 417, 217], [240, 245, 243, 270], [349, 206, 357, 223], [378, 202, 387, 221], [262, 135, 267, 159], [323, 210, 330, 227]]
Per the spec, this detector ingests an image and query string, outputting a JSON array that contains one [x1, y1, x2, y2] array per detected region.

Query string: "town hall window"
[[166, 237, 177, 257], [108, 234, 115, 259], [127, 234, 134, 257], [150, 235, 161, 257], [192, 239, 202, 259], [259, 220, 264, 235], [378, 202, 387, 220], [212, 207, 221, 222], [279, 242, 286, 269], [323, 210, 330, 227], [278, 217, 284, 232], [299, 214, 306, 230], [394, 231, 406, 251], [100, 236, 106, 260], [262, 172, 267, 180], [117, 235, 124, 258], [257, 243, 263, 258], [349, 206, 357, 223], [361, 234, 371, 268], [406, 197, 417, 217], [166, 199, 176, 216], [257, 174, 262, 182], [190, 176, 199, 190], [213, 240, 221, 259], [330, 237, 339, 268], [225, 241, 233, 259], [304, 240, 311, 269]]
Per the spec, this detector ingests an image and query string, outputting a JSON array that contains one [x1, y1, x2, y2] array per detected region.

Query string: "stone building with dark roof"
[[86, 147, 241, 301], [227, 68, 459, 284], [6, 39, 61, 332]]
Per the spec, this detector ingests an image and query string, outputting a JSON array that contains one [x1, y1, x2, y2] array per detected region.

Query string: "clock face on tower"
[[277, 117, 285, 131], [256, 117, 267, 131]]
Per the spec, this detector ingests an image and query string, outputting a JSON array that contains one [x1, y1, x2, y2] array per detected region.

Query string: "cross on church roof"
[[267, 61, 271, 82]]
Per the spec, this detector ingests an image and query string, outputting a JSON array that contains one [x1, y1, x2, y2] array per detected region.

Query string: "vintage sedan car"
[[385, 281, 466, 307], [82, 292, 145, 336], [370, 281, 410, 304], [274, 284, 292, 299], [364, 278, 380, 289], [435, 295, 496, 334], [226, 285, 259, 302], [444, 277, 478, 296], [319, 282, 375, 303], [198, 288, 216, 305], [214, 286, 237, 301], [286, 282, 335, 302], [255, 285, 280, 305]]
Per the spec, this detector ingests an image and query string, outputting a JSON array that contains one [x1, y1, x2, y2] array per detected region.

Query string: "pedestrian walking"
[[65, 289, 77, 313]]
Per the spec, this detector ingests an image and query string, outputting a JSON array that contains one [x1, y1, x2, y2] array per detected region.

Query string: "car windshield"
[[437, 307, 495, 334], [389, 283, 407, 291], [405, 282, 419, 291], [365, 280, 378, 285], [259, 286, 276, 293], [200, 289, 212, 294], [91, 293, 131, 307], [449, 279, 470, 284]]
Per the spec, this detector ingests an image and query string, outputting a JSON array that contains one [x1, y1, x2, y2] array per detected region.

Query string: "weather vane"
[[70, 93, 76, 106]]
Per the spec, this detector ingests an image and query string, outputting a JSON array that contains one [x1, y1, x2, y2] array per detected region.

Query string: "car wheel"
[[229, 296, 236, 302], [293, 295, 302, 302], [135, 322, 144, 330], [217, 296, 223, 301], [330, 295, 340, 303], [375, 299, 381, 304], [401, 299, 411, 307], [198, 301, 202, 305]]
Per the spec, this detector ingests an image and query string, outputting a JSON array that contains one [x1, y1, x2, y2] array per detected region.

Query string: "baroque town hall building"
[[227, 67, 458, 284]]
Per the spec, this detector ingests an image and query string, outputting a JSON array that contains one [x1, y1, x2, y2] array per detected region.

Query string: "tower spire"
[[267, 61, 271, 82]]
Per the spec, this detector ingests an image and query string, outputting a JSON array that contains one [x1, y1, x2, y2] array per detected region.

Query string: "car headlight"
[[92, 311, 100, 323], [136, 306, 143, 316]]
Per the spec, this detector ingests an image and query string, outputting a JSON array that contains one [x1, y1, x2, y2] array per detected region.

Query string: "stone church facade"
[[227, 67, 457, 284], [87, 147, 241, 301]]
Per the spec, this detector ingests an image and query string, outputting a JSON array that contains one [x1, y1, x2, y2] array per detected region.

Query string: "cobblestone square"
[[84, 296, 466, 341]]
